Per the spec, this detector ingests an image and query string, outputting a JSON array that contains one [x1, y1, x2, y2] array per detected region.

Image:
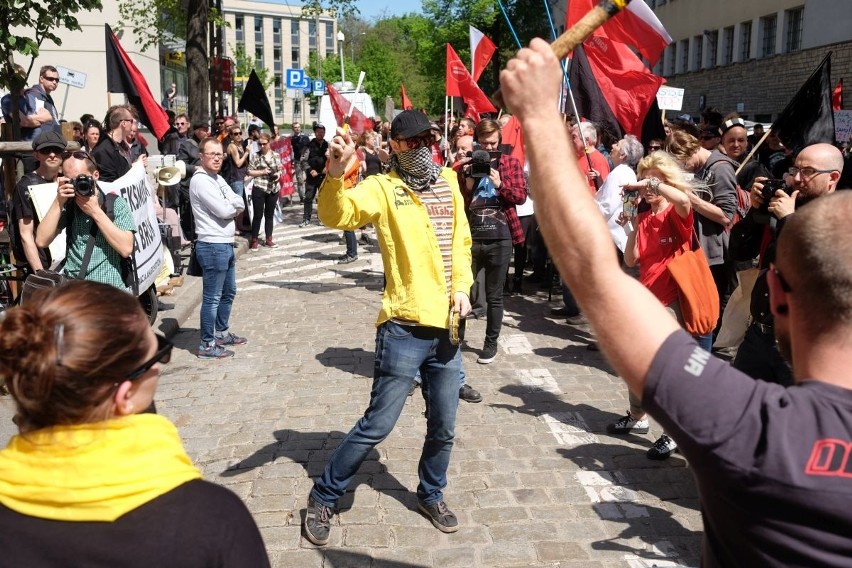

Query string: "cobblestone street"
[[2, 206, 703, 567]]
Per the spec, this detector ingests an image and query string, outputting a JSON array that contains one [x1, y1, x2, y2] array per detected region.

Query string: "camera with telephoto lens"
[[469, 150, 492, 178], [72, 174, 95, 197]]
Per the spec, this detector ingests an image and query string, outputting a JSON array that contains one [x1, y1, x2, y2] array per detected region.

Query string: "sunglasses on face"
[[126, 334, 173, 381], [395, 135, 432, 150], [61, 150, 91, 161], [42, 76, 60, 82]]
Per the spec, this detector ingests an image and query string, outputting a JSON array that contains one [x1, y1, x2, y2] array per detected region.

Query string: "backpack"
[[703, 153, 750, 231], [65, 193, 139, 295]]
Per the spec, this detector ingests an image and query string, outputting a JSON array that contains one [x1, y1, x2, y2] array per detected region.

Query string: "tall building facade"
[[222, 0, 337, 126], [651, 0, 851, 121], [547, 0, 850, 121]]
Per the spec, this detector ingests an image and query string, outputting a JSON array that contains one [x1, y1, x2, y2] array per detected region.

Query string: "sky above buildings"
[[263, 0, 422, 21]]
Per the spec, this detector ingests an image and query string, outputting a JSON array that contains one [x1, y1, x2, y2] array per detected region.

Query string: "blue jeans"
[[311, 321, 461, 507], [195, 241, 237, 345], [344, 231, 358, 258], [229, 180, 245, 198]]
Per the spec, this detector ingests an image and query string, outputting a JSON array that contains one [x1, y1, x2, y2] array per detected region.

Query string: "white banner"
[[656, 86, 685, 111], [99, 164, 163, 293]]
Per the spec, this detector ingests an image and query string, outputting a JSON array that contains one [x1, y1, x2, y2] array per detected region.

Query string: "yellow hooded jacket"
[[318, 168, 473, 329]]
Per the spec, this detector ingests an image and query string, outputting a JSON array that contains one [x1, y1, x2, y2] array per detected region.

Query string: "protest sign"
[[270, 137, 294, 197]]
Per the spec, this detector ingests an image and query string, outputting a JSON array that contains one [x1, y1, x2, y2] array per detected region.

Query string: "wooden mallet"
[[491, 0, 633, 112]]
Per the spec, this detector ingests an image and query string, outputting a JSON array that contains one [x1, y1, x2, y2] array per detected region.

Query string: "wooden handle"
[[491, 0, 631, 111]]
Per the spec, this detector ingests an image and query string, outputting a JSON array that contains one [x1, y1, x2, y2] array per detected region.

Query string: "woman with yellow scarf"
[[0, 280, 269, 567]]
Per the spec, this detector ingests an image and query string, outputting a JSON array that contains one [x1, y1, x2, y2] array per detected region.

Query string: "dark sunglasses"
[[232, 131, 243, 135], [42, 76, 60, 82], [61, 150, 91, 161], [126, 334, 173, 381], [395, 135, 432, 150], [648, 145, 662, 151]]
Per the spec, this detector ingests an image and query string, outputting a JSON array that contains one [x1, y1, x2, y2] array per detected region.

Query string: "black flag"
[[772, 52, 836, 154], [238, 70, 275, 132], [104, 24, 170, 139]]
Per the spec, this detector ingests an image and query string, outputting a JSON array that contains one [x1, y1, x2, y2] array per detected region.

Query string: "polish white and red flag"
[[566, 0, 672, 67], [469, 26, 496, 81]]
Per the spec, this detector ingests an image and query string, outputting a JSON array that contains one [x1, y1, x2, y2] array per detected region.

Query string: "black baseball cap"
[[313, 123, 325, 131], [391, 110, 432, 140], [32, 130, 67, 152]]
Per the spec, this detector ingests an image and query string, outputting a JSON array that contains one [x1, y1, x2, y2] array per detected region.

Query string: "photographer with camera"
[[457, 119, 526, 364], [35, 152, 135, 290], [730, 142, 844, 385]]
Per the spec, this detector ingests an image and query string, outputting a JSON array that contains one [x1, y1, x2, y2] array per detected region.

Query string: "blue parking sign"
[[312, 80, 325, 96], [285, 68, 308, 89]]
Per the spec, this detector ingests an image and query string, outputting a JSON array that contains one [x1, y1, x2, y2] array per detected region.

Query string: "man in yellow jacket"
[[304, 110, 473, 546]]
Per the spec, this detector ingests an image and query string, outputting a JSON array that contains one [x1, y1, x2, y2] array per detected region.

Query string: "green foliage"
[[116, 0, 225, 51], [0, 0, 102, 90], [301, 0, 360, 20]]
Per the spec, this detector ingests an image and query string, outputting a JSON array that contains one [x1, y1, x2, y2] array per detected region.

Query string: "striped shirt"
[[417, 177, 455, 298]]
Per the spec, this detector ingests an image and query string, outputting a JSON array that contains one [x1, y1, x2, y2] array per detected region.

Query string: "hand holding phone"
[[622, 189, 639, 219]]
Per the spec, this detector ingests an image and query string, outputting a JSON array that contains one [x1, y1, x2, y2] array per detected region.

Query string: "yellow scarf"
[[0, 414, 201, 522]]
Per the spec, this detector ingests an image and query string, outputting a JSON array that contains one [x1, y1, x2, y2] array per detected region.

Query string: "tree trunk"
[[185, 0, 209, 125]]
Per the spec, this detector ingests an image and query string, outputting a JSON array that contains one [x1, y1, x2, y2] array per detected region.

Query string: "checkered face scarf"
[[390, 147, 442, 192]]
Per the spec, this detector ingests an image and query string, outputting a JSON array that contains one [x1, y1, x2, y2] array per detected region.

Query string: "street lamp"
[[337, 30, 346, 85]]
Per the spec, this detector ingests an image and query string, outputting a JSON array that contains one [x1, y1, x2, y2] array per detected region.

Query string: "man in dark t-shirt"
[[11, 131, 66, 272], [501, 39, 852, 568]]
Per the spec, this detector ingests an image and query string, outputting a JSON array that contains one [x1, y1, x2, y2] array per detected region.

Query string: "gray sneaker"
[[303, 497, 334, 545], [418, 500, 459, 533]]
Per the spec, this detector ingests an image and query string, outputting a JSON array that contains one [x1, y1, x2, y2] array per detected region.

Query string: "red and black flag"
[[104, 24, 170, 140], [833, 79, 843, 111], [238, 70, 276, 132], [567, 35, 664, 140], [772, 52, 835, 154]]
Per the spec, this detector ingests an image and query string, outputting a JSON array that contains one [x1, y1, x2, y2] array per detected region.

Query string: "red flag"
[[568, 35, 664, 138], [469, 26, 496, 82], [401, 84, 413, 110], [326, 84, 374, 135], [446, 44, 496, 116], [833, 79, 843, 111], [104, 24, 170, 140], [567, 0, 671, 67]]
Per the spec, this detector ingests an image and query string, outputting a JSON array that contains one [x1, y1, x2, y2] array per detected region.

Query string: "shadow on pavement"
[[251, 276, 384, 293], [320, 550, 428, 568], [315, 346, 374, 377], [219, 428, 411, 512]]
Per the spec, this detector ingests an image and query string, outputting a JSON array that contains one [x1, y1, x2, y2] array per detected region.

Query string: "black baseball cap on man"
[[32, 131, 67, 152], [391, 110, 432, 140]]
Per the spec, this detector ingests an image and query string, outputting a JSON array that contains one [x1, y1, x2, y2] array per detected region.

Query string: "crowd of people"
[[2, 50, 852, 566]]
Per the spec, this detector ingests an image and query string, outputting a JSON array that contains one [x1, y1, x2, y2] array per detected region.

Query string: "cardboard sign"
[[835, 110, 852, 144], [657, 86, 685, 111]]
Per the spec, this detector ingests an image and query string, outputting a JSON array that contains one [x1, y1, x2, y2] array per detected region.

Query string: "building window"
[[679, 39, 689, 74], [666, 43, 676, 76], [235, 16, 244, 43], [760, 14, 776, 58], [272, 18, 281, 45], [291, 48, 300, 67], [722, 26, 734, 65], [785, 7, 803, 52], [739, 21, 752, 62], [273, 47, 282, 73], [309, 20, 316, 45], [274, 76, 283, 115], [255, 16, 263, 45], [693, 35, 703, 70], [294, 98, 302, 120], [255, 46, 263, 68], [325, 23, 334, 54], [291, 19, 299, 46], [706, 30, 718, 67]]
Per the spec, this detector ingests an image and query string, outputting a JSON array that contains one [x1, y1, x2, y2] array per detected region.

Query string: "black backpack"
[[65, 193, 139, 295]]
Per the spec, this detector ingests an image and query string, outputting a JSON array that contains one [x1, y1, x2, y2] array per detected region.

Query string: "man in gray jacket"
[[190, 137, 247, 359]]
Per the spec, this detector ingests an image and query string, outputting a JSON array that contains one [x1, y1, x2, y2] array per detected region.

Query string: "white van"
[[317, 81, 377, 134]]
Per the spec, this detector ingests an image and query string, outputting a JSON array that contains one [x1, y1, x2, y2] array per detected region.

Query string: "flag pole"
[[735, 128, 772, 176]]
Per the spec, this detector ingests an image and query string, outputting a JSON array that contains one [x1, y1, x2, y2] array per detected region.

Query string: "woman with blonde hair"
[[0, 281, 269, 567], [608, 151, 713, 460]]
